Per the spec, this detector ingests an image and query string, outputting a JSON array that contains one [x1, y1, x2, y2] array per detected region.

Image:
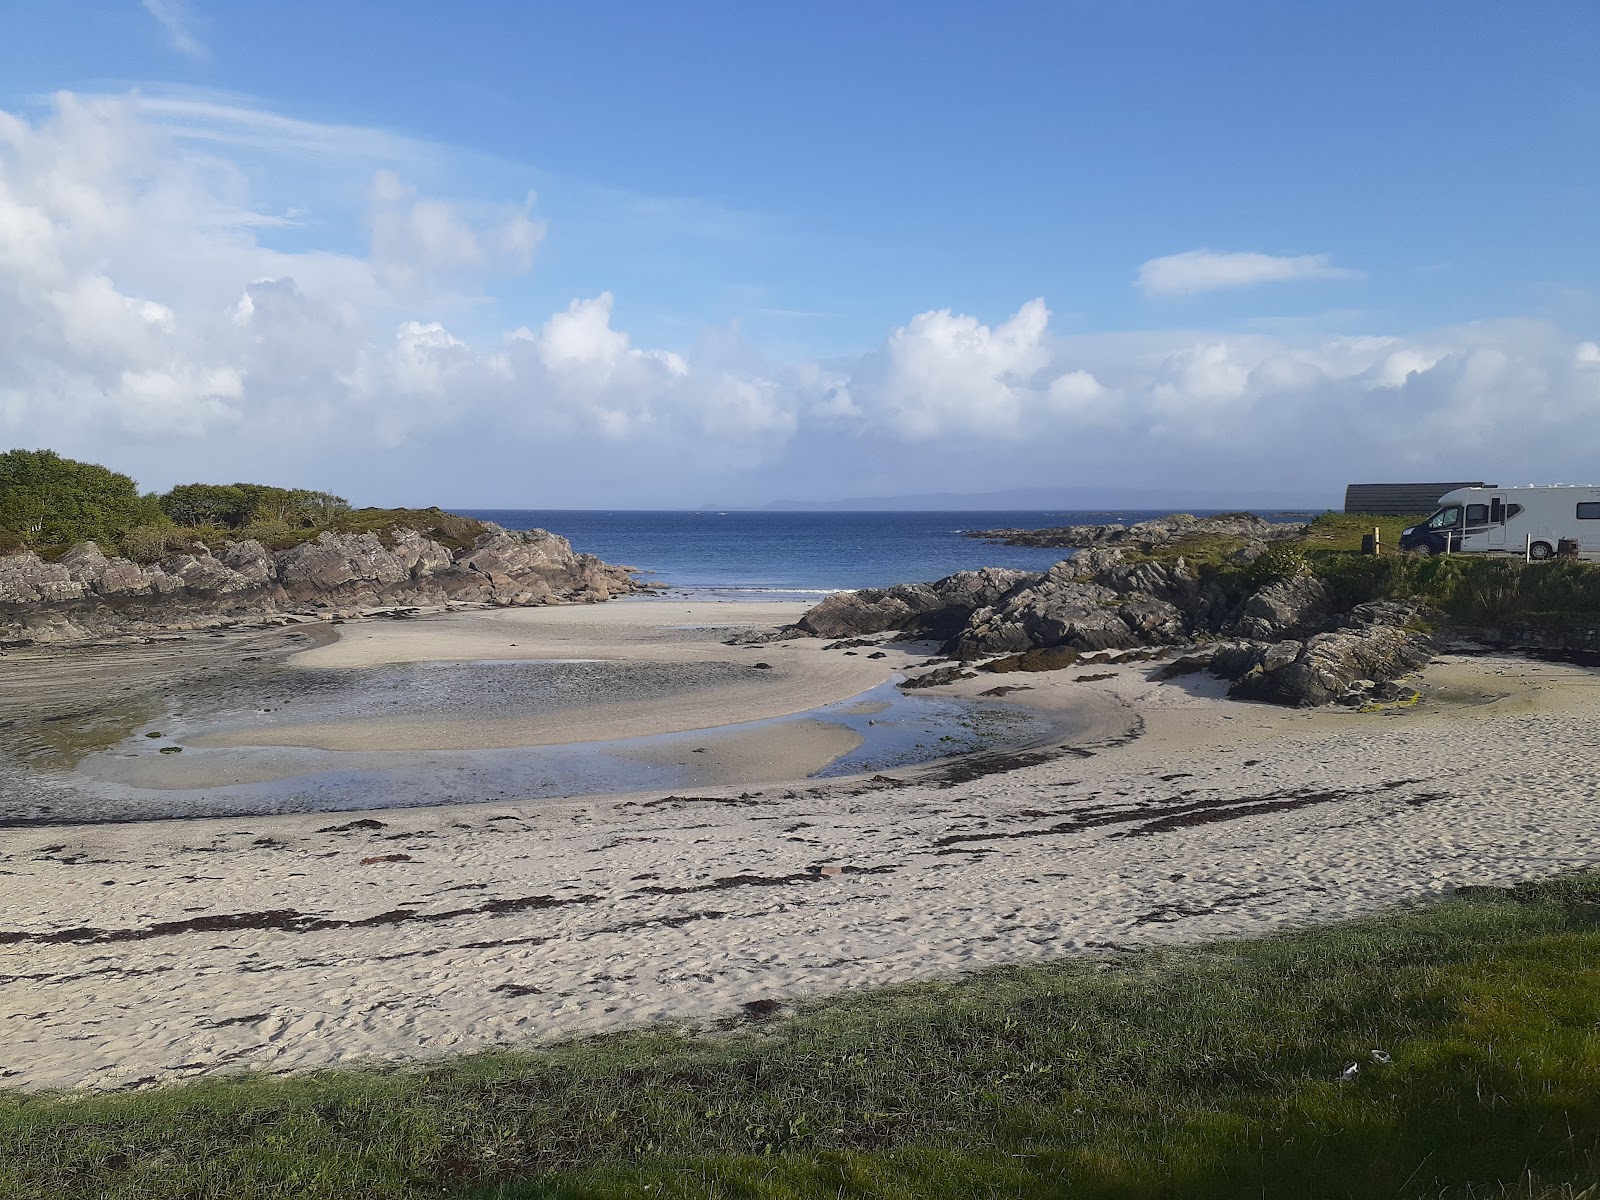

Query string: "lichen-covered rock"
[[948, 579, 1134, 658], [924, 567, 1040, 612], [941, 551, 1215, 659]]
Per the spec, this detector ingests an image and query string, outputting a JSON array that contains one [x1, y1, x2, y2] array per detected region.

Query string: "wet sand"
[[201, 602, 897, 753]]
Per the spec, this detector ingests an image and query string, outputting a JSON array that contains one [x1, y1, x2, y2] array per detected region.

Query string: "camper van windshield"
[[1427, 506, 1462, 530]]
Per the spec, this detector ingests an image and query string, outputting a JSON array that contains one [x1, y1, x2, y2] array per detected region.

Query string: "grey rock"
[[899, 665, 977, 689], [944, 555, 1201, 659], [59, 542, 149, 596], [1218, 607, 1434, 707], [277, 532, 410, 597], [0, 523, 640, 645], [216, 539, 276, 588], [796, 583, 940, 639], [794, 567, 1037, 641], [0, 552, 85, 604], [1225, 576, 1336, 641]]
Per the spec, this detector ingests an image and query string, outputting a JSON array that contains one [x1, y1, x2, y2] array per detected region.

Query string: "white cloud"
[[5, 92, 1600, 506], [368, 170, 545, 298], [846, 299, 1053, 438], [1138, 249, 1363, 297], [536, 294, 632, 378], [142, 0, 209, 60]]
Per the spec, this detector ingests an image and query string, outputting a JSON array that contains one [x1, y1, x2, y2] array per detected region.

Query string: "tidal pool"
[[0, 661, 1073, 826]]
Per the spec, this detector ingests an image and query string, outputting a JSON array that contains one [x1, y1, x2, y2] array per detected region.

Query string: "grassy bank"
[[4, 876, 1599, 1199], [1143, 512, 1600, 635]]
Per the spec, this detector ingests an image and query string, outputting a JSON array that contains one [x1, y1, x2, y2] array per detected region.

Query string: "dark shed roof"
[[1343, 482, 1492, 516]]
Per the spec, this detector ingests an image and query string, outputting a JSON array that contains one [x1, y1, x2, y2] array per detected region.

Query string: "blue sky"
[[1, 2, 1598, 506]]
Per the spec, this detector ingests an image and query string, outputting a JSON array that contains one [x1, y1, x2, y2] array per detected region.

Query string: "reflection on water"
[[1, 664, 1069, 826], [13, 696, 161, 772]]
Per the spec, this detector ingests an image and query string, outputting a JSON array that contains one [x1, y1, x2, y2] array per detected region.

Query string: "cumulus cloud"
[[368, 170, 544, 298], [1138, 249, 1363, 296], [142, 0, 209, 60], [3, 92, 1600, 506], [843, 299, 1054, 439]]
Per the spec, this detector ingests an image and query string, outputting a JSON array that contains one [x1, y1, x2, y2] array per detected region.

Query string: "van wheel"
[[1410, 542, 1435, 556], [1529, 541, 1555, 561]]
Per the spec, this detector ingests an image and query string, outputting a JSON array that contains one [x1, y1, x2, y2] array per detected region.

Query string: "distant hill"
[[754, 486, 1332, 512]]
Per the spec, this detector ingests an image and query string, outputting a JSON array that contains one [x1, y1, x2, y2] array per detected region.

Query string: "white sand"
[[4, 620, 1600, 1092]]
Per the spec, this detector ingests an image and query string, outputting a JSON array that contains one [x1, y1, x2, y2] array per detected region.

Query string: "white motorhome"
[[1398, 485, 1600, 560]]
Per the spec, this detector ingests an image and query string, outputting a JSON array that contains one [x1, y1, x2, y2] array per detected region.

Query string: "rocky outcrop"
[[968, 512, 1306, 550], [947, 551, 1226, 659], [1222, 575, 1337, 641], [786, 539, 1434, 708], [1177, 601, 1435, 707], [0, 526, 638, 644], [794, 567, 1038, 641]]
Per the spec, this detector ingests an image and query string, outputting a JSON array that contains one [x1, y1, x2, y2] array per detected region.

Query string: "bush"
[[1243, 543, 1310, 587], [236, 519, 322, 553], [118, 524, 208, 565], [158, 482, 352, 530]]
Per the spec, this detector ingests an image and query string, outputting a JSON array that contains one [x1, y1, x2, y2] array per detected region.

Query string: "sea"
[[460, 509, 1319, 599]]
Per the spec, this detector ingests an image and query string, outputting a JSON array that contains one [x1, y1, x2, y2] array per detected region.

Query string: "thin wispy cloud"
[[141, 0, 209, 61], [1138, 249, 1362, 297], [131, 93, 425, 163]]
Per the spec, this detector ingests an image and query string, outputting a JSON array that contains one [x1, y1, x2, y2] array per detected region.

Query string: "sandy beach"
[[4, 601, 1600, 1093]]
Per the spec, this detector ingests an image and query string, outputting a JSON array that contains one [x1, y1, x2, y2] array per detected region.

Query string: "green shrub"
[[158, 482, 352, 530], [1243, 542, 1310, 586], [117, 524, 208, 564], [0, 449, 160, 547], [236, 519, 321, 552]]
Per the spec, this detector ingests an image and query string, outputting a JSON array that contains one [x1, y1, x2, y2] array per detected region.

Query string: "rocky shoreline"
[[0, 525, 641, 645], [966, 511, 1308, 551], [769, 549, 1435, 710]]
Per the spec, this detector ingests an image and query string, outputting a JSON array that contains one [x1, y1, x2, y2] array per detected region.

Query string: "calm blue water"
[[460, 509, 1315, 597]]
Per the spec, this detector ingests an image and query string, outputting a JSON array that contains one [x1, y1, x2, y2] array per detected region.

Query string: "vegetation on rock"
[[0, 449, 492, 561], [1061, 511, 1600, 640]]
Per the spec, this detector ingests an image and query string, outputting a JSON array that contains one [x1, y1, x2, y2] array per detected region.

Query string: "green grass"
[[5, 876, 1600, 1199], [1300, 511, 1426, 555]]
